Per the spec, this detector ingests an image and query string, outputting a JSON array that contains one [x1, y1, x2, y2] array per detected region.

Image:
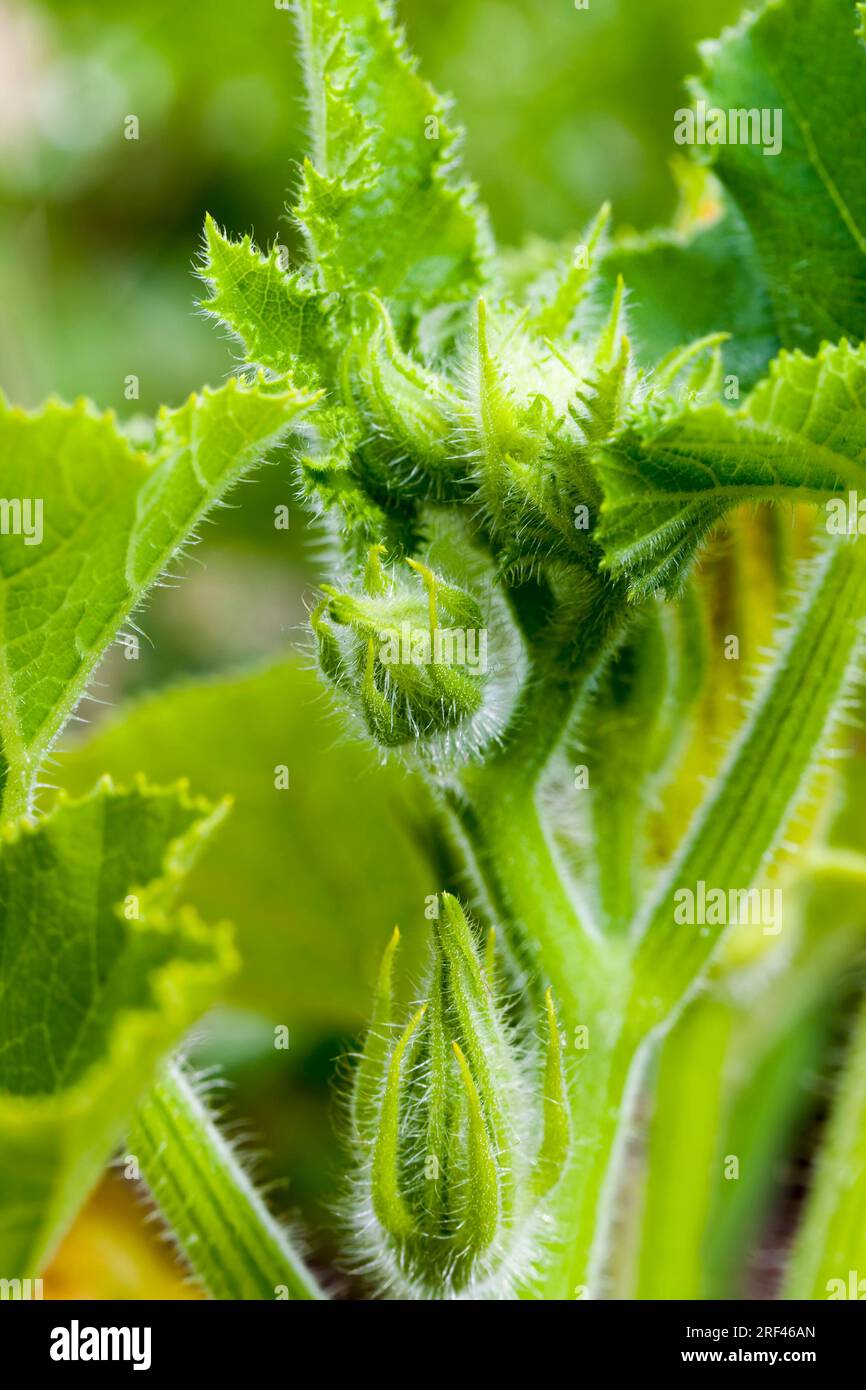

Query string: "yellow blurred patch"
[[43, 1174, 201, 1301]]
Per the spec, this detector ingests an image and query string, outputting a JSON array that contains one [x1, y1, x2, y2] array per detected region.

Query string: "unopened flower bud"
[[347, 896, 570, 1298], [312, 547, 488, 748]]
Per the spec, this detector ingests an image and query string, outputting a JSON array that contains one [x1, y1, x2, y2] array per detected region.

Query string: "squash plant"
[[3, 0, 866, 1301]]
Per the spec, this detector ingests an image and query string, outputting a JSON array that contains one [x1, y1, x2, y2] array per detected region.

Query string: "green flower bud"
[[462, 292, 631, 575], [346, 895, 570, 1299], [312, 547, 489, 749], [348, 296, 466, 501]]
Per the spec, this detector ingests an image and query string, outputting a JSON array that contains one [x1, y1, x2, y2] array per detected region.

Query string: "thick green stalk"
[[629, 540, 866, 1031], [448, 570, 632, 1018], [635, 998, 734, 1299], [489, 572, 631, 785], [455, 539, 866, 1299], [0, 749, 30, 826], [535, 1032, 635, 1298], [443, 778, 633, 1300], [784, 990, 866, 1299], [132, 1060, 325, 1301], [447, 775, 609, 1023], [635, 922, 861, 1299]]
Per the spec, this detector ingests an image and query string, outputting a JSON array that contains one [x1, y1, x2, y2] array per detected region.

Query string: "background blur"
[[0, 0, 742, 1296]]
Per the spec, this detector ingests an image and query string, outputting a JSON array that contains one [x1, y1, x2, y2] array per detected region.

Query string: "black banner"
[[0, 1298, 861, 1375]]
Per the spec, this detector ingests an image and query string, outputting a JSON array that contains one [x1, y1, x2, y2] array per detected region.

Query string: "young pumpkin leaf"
[[291, 0, 490, 334], [200, 218, 332, 384], [598, 340, 866, 597], [600, 210, 779, 391], [0, 380, 317, 822], [600, 0, 866, 394], [695, 0, 866, 355]]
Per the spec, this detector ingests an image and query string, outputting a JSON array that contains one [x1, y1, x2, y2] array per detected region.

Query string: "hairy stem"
[[0, 742, 31, 827], [455, 539, 866, 1299], [447, 773, 610, 1022], [131, 1060, 325, 1301], [630, 539, 866, 1032], [438, 574, 636, 1298], [784, 990, 866, 1299], [489, 571, 631, 785]]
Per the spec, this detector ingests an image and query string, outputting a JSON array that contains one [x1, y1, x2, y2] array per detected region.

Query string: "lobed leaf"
[[600, 210, 779, 392], [0, 780, 235, 1276], [56, 661, 437, 1028], [200, 218, 331, 385], [291, 0, 490, 336], [601, 0, 866, 393], [598, 340, 866, 597], [0, 380, 317, 821]]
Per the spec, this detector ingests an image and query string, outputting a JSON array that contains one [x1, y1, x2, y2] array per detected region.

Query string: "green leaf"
[[56, 661, 437, 1028], [0, 380, 317, 821], [0, 779, 235, 1275], [200, 218, 331, 386], [598, 339, 866, 597], [600, 211, 779, 392], [291, 0, 489, 335], [529, 203, 611, 342], [695, 0, 866, 354], [600, 0, 866, 394]]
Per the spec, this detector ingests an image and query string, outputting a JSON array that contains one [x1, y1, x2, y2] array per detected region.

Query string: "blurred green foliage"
[[59, 660, 436, 1029], [1, 0, 739, 417]]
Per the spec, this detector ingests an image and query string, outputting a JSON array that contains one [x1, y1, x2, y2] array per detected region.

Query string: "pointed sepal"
[[532, 989, 570, 1197]]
